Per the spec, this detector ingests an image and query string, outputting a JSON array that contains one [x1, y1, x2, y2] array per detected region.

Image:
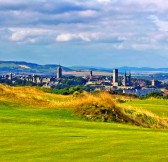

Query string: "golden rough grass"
[[0, 84, 71, 108], [0, 84, 168, 128], [0, 84, 116, 108]]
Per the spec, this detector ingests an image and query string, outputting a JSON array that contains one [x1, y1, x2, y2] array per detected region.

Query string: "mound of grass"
[[0, 84, 168, 129], [73, 93, 168, 128]]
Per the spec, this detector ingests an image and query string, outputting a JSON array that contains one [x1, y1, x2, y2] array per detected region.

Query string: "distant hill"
[[1, 61, 168, 75], [70, 66, 168, 73], [118, 66, 168, 73], [69, 66, 112, 72], [0, 61, 72, 75]]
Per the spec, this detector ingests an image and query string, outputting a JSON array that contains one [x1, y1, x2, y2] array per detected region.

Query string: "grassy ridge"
[[0, 84, 168, 128]]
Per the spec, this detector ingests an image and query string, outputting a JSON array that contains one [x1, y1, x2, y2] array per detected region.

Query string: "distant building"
[[112, 69, 132, 87], [8, 73, 13, 80], [163, 89, 168, 95], [122, 72, 132, 87], [57, 65, 62, 79], [128, 72, 131, 86], [152, 80, 161, 87], [90, 71, 93, 80], [113, 69, 118, 86], [123, 72, 127, 86], [32, 74, 42, 84], [5, 73, 13, 80], [42, 77, 51, 84], [25, 75, 33, 82], [123, 88, 161, 97]]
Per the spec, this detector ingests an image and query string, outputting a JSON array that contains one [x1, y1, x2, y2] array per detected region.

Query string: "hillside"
[[0, 61, 72, 75], [1, 61, 168, 76], [70, 65, 168, 73]]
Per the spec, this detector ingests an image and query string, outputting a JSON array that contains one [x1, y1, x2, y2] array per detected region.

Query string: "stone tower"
[[113, 69, 118, 86], [90, 71, 93, 80], [128, 72, 131, 86], [8, 73, 13, 80], [123, 72, 127, 86], [57, 65, 62, 79]]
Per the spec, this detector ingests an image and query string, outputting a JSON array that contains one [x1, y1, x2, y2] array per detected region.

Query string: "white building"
[[123, 88, 161, 97]]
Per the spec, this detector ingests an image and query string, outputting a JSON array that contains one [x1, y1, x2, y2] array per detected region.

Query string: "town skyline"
[[1, 64, 164, 97]]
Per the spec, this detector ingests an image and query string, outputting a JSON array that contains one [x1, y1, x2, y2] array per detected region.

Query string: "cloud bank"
[[0, 0, 168, 67]]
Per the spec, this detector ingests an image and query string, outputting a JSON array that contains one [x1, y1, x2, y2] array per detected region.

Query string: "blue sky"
[[1, 0, 168, 68]]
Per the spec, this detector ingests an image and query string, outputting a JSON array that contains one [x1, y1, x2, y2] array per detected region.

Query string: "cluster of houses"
[[0, 65, 163, 97]]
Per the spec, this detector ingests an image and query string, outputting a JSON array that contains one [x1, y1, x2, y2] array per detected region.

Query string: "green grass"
[[123, 99, 168, 117], [0, 102, 168, 162]]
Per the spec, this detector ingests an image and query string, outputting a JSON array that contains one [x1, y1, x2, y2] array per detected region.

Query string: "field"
[[0, 85, 168, 161]]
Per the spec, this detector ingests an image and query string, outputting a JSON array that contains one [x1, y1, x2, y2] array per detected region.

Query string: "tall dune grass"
[[0, 84, 168, 128]]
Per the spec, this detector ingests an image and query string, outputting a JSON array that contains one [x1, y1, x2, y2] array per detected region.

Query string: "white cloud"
[[8, 28, 51, 42], [56, 33, 99, 42], [78, 10, 97, 17], [125, 0, 168, 10], [97, 0, 111, 3], [149, 15, 168, 32], [56, 33, 76, 42], [0, 0, 167, 52]]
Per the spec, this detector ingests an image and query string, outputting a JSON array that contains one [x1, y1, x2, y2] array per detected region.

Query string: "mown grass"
[[123, 99, 168, 117], [0, 102, 168, 162]]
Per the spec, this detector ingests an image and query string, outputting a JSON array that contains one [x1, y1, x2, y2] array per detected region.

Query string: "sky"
[[1, 0, 168, 68]]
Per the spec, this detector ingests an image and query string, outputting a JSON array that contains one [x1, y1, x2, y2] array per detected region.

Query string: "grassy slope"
[[123, 99, 168, 117], [0, 85, 168, 161], [0, 103, 168, 162]]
